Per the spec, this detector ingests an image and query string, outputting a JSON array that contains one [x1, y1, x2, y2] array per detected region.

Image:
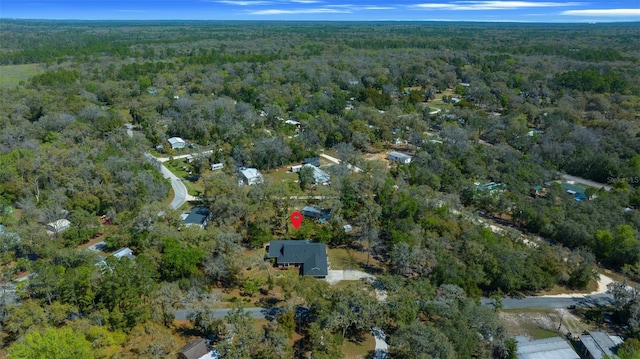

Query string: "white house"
[[387, 151, 413, 164], [240, 168, 264, 185], [112, 247, 135, 260], [168, 137, 186, 149], [46, 219, 71, 235]]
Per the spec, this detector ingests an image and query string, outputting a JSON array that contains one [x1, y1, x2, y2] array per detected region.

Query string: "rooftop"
[[516, 336, 580, 359], [579, 331, 622, 359], [184, 206, 209, 228], [267, 240, 328, 277]]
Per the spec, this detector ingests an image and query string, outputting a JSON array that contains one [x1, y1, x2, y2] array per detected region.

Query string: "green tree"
[[299, 165, 316, 191], [160, 238, 205, 281], [390, 321, 455, 359], [8, 327, 94, 359]]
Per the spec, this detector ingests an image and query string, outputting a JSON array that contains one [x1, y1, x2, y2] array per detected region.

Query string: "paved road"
[[155, 150, 214, 163], [144, 154, 191, 210], [561, 174, 611, 191], [174, 307, 283, 321], [480, 293, 614, 310]]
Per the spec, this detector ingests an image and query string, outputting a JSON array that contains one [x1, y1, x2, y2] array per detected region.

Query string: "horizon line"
[[1, 17, 639, 24]]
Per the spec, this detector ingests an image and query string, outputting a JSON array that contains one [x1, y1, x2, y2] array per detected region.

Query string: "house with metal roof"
[[516, 336, 580, 359], [177, 339, 221, 359], [183, 206, 209, 229], [112, 247, 135, 260], [387, 151, 413, 164], [46, 219, 71, 235], [168, 137, 186, 149], [302, 206, 332, 222], [239, 167, 264, 185], [561, 182, 588, 201], [578, 331, 622, 359], [266, 240, 328, 278], [302, 164, 330, 185]]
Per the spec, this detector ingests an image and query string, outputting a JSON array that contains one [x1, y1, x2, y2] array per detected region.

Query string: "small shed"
[[387, 151, 413, 164], [168, 137, 186, 149]]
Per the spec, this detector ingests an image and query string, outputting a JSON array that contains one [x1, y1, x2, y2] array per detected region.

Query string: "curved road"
[[144, 154, 192, 210], [127, 124, 193, 210]]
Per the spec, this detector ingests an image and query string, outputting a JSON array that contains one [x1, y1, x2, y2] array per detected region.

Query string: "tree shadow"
[[256, 296, 281, 308]]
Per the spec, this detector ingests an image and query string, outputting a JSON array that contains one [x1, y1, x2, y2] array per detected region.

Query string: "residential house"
[[46, 219, 71, 235], [578, 331, 622, 359], [177, 339, 221, 359], [561, 182, 588, 201], [239, 168, 263, 185], [516, 336, 580, 359], [168, 137, 186, 149], [302, 206, 332, 222], [302, 164, 330, 185], [387, 151, 413, 164], [112, 247, 135, 260], [266, 240, 328, 278], [183, 206, 209, 229], [303, 157, 321, 167], [210, 163, 224, 171]]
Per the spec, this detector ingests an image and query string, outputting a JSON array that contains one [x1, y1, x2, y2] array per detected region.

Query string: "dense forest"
[[0, 20, 640, 358]]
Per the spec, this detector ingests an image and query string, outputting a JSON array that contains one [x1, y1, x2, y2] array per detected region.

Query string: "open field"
[[500, 308, 591, 340], [342, 332, 376, 359], [0, 64, 45, 88], [328, 247, 384, 272]]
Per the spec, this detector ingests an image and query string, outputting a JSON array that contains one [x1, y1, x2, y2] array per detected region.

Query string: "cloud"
[[412, 1, 581, 11], [562, 9, 640, 16], [215, 0, 272, 5], [250, 7, 351, 14]]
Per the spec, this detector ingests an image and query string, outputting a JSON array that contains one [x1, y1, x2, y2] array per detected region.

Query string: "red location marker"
[[290, 211, 303, 229]]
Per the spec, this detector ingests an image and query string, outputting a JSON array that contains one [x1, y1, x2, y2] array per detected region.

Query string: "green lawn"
[[0, 64, 46, 88]]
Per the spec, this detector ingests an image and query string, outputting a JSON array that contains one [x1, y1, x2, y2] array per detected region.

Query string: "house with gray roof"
[[266, 240, 328, 278], [302, 206, 332, 222], [46, 219, 71, 235], [168, 137, 186, 149], [387, 151, 413, 164], [516, 336, 580, 359], [578, 331, 622, 359], [239, 167, 263, 185], [302, 164, 330, 185], [112, 247, 135, 260], [183, 206, 209, 229], [177, 338, 221, 359]]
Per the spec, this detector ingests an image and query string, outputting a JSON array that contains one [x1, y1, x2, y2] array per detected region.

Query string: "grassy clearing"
[[537, 279, 598, 296], [500, 308, 592, 340], [342, 332, 376, 359], [327, 247, 383, 272], [0, 64, 45, 88]]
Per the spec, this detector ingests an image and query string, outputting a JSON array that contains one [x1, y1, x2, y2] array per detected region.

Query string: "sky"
[[1, 0, 639, 22]]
